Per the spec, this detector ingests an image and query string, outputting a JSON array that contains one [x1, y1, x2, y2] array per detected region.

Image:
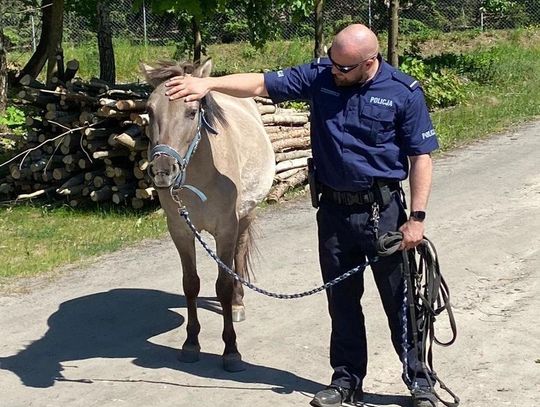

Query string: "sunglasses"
[[327, 47, 376, 74]]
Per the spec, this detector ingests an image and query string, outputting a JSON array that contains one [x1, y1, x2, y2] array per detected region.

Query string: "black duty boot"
[[411, 382, 438, 407], [310, 385, 361, 407]]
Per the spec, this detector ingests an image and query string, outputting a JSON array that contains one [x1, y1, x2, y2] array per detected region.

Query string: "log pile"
[[0, 65, 311, 206], [254, 96, 311, 203]]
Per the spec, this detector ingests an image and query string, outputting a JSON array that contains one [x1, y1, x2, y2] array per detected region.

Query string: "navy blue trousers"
[[317, 192, 419, 392]]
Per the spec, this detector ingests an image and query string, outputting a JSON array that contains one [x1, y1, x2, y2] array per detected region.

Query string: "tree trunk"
[[18, 0, 64, 84], [192, 17, 202, 63], [0, 1, 8, 114], [97, 0, 116, 84], [387, 0, 399, 67], [314, 0, 324, 58]]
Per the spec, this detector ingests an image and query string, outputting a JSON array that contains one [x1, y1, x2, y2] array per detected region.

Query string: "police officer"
[[165, 24, 439, 407]]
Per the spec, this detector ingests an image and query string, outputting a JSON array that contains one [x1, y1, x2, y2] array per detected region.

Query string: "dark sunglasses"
[[327, 47, 376, 74]]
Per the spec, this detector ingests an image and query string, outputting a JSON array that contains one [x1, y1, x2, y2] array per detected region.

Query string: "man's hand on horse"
[[398, 219, 424, 251], [165, 75, 209, 102]]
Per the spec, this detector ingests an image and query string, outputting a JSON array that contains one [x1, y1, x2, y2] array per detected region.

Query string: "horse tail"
[[235, 214, 259, 283]]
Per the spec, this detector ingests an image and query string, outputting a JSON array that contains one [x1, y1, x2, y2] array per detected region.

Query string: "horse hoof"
[[232, 306, 246, 322], [223, 353, 246, 372], [179, 344, 200, 363]]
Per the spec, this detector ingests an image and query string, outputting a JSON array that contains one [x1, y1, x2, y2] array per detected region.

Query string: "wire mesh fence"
[[2, 0, 540, 56]]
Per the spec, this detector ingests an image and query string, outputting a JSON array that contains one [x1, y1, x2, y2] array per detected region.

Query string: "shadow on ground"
[[0, 288, 410, 406], [0, 289, 321, 394]]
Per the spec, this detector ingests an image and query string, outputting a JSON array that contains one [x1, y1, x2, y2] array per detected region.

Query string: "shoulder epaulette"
[[311, 57, 332, 70], [392, 70, 420, 91]]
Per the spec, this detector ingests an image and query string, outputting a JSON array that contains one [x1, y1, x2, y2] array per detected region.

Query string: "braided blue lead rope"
[[401, 272, 411, 384], [179, 208, 368, 299]]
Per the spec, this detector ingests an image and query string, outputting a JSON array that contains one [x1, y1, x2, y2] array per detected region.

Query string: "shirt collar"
[[361, 54, 391, 88]]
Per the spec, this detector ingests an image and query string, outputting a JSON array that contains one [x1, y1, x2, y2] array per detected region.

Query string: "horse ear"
[[139, 63, 162, 88], [196, 58, 213, 78]]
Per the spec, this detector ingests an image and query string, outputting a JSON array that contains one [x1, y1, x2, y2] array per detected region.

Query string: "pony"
[[140, 59, 275, 372]]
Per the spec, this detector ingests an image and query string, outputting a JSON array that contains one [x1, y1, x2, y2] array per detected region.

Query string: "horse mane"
[[146, 60, 228, 132]]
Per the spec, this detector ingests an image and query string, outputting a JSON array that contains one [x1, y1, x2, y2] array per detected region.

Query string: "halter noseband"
[[150, 104, 218, 202]]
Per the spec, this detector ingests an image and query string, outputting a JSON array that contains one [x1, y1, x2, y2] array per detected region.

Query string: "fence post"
[[142, 0, 148, 47], [368, 0, 372, 29], [31, 14, 37, 52], [480, 7, 484, 31]]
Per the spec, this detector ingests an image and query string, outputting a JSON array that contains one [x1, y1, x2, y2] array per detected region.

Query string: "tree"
[[314, 0, 324, 57], [65, 0, 116, 83], [0, 0, 8, 113], [387, 0, 399, 67], [18, 0, 64, 85], [96, 0, 115, 83], [143, 0, 228, 62], [145, 0, 313, 61]]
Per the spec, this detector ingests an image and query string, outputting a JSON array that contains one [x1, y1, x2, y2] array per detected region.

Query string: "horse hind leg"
[[232, 213, 256, 322], [216, 232, 246, 372]]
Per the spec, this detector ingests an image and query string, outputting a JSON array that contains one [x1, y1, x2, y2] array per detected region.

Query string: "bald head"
[[332, 24, 379, 60]]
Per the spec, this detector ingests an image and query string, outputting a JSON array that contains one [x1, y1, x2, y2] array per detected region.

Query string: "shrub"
[[399, 57, 466, 109], [424, 51, 500, 84]]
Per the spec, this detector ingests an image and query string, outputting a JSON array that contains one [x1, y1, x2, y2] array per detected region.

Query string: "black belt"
[[319, 181, 399, 206]]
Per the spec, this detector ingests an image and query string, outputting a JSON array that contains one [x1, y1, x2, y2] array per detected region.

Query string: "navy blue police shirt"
[[263, 56, 439, 191]]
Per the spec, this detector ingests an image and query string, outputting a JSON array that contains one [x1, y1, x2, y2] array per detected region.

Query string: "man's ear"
[[195, 58, 213, 78]]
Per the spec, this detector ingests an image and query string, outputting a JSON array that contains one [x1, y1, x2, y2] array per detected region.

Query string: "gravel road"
[[1, 121, 539, 407]]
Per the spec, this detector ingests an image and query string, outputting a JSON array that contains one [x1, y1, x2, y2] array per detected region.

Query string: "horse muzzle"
[[148, 155, 181, 188]]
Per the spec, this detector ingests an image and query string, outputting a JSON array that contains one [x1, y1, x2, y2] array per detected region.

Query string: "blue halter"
[[150, 105, 218, 202]]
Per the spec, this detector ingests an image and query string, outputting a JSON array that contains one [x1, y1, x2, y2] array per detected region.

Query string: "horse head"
[[140, 59, 225, 190]]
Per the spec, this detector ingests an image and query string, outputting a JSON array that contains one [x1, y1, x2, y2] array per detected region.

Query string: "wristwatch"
[[410, 211, 426, 222]]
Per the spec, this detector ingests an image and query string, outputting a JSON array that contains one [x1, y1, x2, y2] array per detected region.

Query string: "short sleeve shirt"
[[263, 57, 439, 191]]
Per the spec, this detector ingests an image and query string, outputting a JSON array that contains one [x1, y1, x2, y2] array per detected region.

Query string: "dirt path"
[[1, 122, 539, 407]]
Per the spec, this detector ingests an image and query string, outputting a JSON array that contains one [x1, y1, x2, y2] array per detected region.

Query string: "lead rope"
[[177, 206, 369, 299], [403, 236, 460, 407]]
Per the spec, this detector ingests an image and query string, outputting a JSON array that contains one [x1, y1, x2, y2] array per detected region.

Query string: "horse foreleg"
[[216, 236, 245, 372], [175, 236, 201, 363]]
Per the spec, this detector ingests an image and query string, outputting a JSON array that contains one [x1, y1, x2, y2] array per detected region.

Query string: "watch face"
[[411, 211, 426, 221]]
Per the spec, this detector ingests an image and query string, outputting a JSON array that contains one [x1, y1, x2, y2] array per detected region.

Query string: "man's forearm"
[[207, 73, 268, 98], [408, 154, 433, 212], [166, 73, 268, 101]]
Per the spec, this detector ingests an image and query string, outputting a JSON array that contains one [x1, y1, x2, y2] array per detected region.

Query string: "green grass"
[[2, 28, 540, 281], [9, 38, 314, 83], [432, 38, 540, 150], [0, 203, 167, 280]]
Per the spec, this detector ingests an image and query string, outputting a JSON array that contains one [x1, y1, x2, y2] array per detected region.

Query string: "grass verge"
[[432, 33, 540, 150], [0, 203, 167, 280]]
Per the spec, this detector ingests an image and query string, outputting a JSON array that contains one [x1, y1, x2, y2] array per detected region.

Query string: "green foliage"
[[399, 57, 466, 109], [0, 106, 25, 129], [481, 0, 529, 28], [0, 107, 26, 153], [424, 51, 500, 84], [482, 0, 516, 13], [280, 101, 309, 111], [400, 19, 438, 37]]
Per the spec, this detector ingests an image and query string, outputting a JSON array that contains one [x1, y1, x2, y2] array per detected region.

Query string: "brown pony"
[[141, 59, 275, 371]]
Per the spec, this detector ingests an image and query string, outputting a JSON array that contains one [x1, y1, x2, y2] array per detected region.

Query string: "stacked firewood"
[[0, 63, 311, 206], [254, 97, 311, 203]]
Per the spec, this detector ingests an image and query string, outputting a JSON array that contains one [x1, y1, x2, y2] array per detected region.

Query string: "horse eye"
[[185, 108, 197, 119]]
